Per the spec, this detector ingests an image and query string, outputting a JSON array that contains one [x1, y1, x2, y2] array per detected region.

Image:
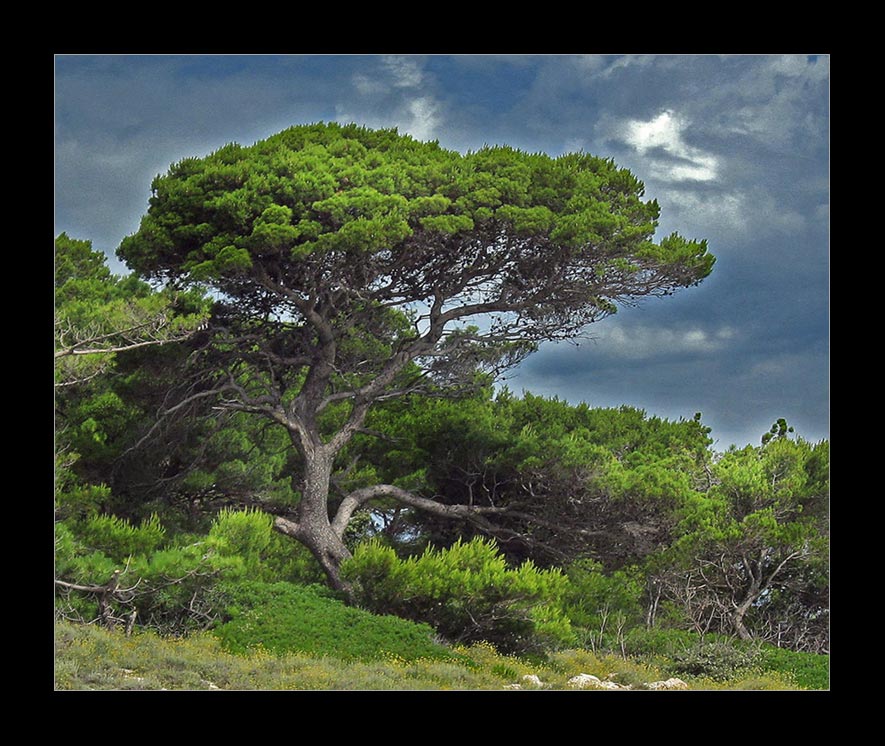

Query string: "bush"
[[342, 538, 573, 654], [670, 639, 759, 682], [55, 509, 318, 636], [77, 513, 166, 561], [207, 508, 326, 584], [758, 646, 829, 690], [214, 581, 459, 662], [208, 509, 271, 560], [564, 560, 645, 631], [623, 626, 703, 658]]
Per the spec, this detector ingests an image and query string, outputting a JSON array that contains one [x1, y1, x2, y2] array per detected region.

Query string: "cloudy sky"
[[54, 54, 829, 450]]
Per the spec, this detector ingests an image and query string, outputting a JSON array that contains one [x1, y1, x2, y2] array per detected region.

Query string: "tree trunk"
[[274, 445, 355, 597], [646, 579, 661, 630], [731, 599, 755, 641]]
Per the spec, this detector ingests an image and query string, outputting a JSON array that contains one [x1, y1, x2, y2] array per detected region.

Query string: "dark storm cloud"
[[54, 54, 829, 449], [55, 54, 356, 264]]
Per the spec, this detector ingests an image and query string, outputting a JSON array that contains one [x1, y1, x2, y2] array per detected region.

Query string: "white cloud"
[[353, 73, 386, 96], [588, 322, 738, 361], [575, 55, 608, 74], [708, 55, 829, 148], [654, 187, 808, 241], [335, 95, 442, 143], [338, 57, 442, 143], [576, 54, 662, 78], [404, 97, 441, 142], [382, 56, 425, 88], [769, 54, 829, 81], [622, 110, 719, 182]]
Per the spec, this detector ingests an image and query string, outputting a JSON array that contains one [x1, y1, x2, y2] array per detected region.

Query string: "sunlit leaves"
[[342, 537, 571, 652], [55, 233, 210, 386], [120, 122, 714, 304], [653, 430, 829, 643]]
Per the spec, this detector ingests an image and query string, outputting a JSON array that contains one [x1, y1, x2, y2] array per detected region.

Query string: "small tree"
[[650, 427, 829, 649], [55, 233, 208, 387], [117, 122, 714, 591]]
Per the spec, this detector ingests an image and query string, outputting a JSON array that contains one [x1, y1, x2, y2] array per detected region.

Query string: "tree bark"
[[273, 445, 355, 596], [275, 514, 354, 594]]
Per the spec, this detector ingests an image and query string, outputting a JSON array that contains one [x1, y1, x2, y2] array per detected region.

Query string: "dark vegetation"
[[55, 123, 829, 690]]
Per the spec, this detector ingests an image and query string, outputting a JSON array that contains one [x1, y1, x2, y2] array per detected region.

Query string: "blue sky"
[[54, 54, 829, 450]]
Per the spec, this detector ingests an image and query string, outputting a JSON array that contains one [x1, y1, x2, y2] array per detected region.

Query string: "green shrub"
[[257, 532, 326, 585], [207, 509, 325, 584], [670, 639, 759, 682], [758, 646, 829, 690], [208, 508, 272, 573], [78, 513, 166, 561], [55, 482, 111, 521], [214, 581, 458, 662], [342, 538, 573, 654], [624, 626, 703, 658], [128, 542, 224, 634], [564, 559, 645, 644]]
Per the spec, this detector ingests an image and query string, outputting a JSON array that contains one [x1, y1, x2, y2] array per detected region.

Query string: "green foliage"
[[623, 626, 703, 659], [120, 122, 712, 288], [758, 646, 829, 690], [77, 513, 166, 562], [54, 480, 111, 521], [214, 581, 456, 662], [257, 532, 327, 585], [207, 508, 272, 575], [55, 232, 209, 387], [761, 417, 795, 445], [54, 232, 212, 532], [56, 509, 303, 635], [361, 390, 712, 568], [653, 431, 829, 647], [563, 559, 645, 649], [670, 639, 760, 682], [342, 538, 572, 653]]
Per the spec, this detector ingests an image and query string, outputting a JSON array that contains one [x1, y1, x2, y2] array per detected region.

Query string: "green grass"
[[624, 626, 829, 690], [758, 645, 830, 690], [55, 621, 816, 691]]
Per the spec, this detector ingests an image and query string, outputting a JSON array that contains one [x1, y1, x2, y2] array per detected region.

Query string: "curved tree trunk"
[[273, 445, 355, 596], [731, 602, 754, 641], [275, 514, 353, 594]]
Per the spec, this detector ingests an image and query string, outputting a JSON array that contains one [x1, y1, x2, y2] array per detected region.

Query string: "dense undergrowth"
[[53, 512, 828, 691], [214, 581, 459, 662]]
